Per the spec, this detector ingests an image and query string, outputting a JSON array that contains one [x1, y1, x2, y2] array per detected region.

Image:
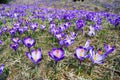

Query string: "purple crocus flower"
[[74, 40, 91, 61], [64, 36, 74, 47], [30, 23, 38, 31], [104, 43, 115, 56], [94, 24, 102, 31], [0, 40, 2, 45], [26, 48, 42, 64], [12, 37, 21, 43], [14, 22, 20, 30], [18, 28, 24, 34], [9, 28, 16, 36], [0, 30, 2, 35], [89, 45, 115, 64], [0, 64, 5, 75], [2, 27, 8, 33], [23, 36, 36, 49], [40, 25, 46, 30], [88, 25, 95, 36], [59, 25, 66, 32], [48, 48, 65, 61], [23, 26, 28, 32], [74, 46, 87, 61], [10, 43, 19, 51], [76, 19, 85, 30]]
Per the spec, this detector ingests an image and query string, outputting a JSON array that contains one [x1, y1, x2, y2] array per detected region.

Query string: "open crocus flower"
[[48, 48, 65, 61], [23, 36, 36, 49], [0, 64, 5, 75], [88, 25, 95, 36], [74, 46, 87, 61], [89, 46, 115, 64], [9, 28, 16, 36], [30, 23, 38, 31], [74, 40, 91, 61], [12, 37, 21, 43], [10, 43, 19, 51], [26, 48, 42, 64], [40, 25, 46, 30]]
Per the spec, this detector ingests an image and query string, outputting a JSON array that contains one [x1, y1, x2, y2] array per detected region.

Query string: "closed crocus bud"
[[0, 40, 2, 45], [10, 43, 19, 51], [88, 25, 95, 36], [48, 48, 65, 61], [0, 30, 2, 35], [26, 48, 42, 64], [23, 36, 36, 49], [0, 64, 5, 75]]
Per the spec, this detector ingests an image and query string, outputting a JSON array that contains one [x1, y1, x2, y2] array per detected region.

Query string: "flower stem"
[[35, 64, 38, 74], [54, 61, 58, 74], [78, 60, 82, 75], [88, 63, 94, 75]]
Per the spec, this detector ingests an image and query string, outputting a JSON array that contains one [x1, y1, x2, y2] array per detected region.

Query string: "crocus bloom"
[[94, 24, 102, 31], [18, 28, 24, 34], [40, 25, 46, 30], [26, 48, 42, 64], [89, 45, 115, 64], [0, 64, 5, 75], [0, 40, 2, 45], [0, 30, 2, 35], [74, 46, 87, 61], [23, 36, 36, 49], [14, 23, 20, 30], [30, 23, 38, 31], [104, 43, 115, 56], [10, 43, 19, 51], [74, 40, 91, 61], [88, 25, 95, 36], [76, 19, 85, 30], [9, 28, 16, 36], [12, 37, 21, 43], [48, 48, 64, 61], [2, 27, 8, 33], [64, 36, 74, 47]]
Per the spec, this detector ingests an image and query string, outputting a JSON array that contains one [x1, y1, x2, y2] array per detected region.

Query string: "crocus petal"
[[0, 64, 5, 75], [84, 40, 91, 49], [0, 40, 2, 45]]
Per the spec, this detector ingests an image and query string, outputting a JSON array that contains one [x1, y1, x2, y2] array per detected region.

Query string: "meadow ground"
[[0, 0, 120, 80]]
